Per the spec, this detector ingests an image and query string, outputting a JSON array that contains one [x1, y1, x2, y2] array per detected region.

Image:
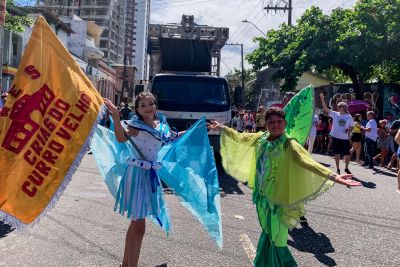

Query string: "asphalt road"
[[1, 153, 400, 267]]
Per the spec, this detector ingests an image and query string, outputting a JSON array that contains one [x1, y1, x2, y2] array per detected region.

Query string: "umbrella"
[[348, 100, 370, 114]]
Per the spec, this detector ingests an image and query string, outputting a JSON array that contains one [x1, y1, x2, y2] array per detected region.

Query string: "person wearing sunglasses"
[[320, 92, 354, 174], [208, 107, 361, 266]]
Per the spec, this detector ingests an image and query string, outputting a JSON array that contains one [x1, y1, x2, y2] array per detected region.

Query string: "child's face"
[[137, 97, 156, 120], [265, 114, 286, 137]]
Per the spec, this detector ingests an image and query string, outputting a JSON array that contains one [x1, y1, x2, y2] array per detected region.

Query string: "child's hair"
[[134, 92, 157, 121], [354, 114, 361, 122], [265, 107, 286, 121], [367, 111, 375, 117]]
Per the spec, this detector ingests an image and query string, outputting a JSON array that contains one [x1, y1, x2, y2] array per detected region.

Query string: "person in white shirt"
[[320, 93, 354, 174], [308, 114, 319, 153], [234, 112, 245, 133], [361, 111, 378, 169]]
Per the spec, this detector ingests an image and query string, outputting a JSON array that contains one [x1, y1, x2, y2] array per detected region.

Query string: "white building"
[[1, 7, 73, 91], [133, 0, 150, 82]]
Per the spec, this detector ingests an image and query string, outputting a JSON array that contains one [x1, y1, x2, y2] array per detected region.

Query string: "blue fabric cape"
[[90, 115, 223, 248]]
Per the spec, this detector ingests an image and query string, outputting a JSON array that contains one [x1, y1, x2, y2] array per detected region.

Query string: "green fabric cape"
[[220, 86, 335, 266]]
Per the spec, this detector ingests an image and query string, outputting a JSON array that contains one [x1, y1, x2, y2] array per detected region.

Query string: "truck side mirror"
[[234, 86, 243, 107]]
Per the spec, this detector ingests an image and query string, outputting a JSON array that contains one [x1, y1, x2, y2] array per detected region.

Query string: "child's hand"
[[207, 120, 224, 131], [334, 174, 362, 186], [103, 98, 118, 116]]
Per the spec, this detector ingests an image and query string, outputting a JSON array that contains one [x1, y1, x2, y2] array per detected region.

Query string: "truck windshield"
[[152, 75, 230, 112]]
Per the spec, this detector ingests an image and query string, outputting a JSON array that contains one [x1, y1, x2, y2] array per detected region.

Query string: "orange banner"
[[0, 17, 103, 227]]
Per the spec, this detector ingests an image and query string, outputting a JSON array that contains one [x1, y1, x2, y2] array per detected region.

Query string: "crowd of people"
[[231, 106, 266, 133], [315, 93, 400, 176]]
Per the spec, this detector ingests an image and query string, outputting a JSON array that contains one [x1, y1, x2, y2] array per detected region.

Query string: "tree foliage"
[[5, 0, 33, 33], [247, 0, 400, 96]]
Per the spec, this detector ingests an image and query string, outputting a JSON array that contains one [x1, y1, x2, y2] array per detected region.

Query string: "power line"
[[220, 59, 233, 74], [229, 8, 264, 43], [228, 0, 263, 42], [135, 0, 210, 6]]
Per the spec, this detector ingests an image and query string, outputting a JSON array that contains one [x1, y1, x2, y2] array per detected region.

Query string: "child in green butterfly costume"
[[209, 87, 361, 267]]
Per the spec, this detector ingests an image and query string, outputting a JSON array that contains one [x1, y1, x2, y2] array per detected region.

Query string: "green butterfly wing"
[[284, 85, 314, 145]]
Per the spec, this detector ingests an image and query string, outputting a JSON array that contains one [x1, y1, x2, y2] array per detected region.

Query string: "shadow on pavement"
[[372, 168, 397, 177], [218, 171, 244, 195], [288, 226, 336, 267], [215, 155, 244, 195], [0, 221, 14, 238], [318, 162, 332, 168], [351, 177, 376, 189]]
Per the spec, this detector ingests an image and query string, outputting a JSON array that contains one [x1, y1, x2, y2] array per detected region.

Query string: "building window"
[[96, 9, 108, 15], [101, 30, 109, 37], [100, 40, 108, 48]]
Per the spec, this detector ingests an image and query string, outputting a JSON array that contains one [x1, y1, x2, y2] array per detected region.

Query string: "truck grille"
[[166, 118, 199, 131]]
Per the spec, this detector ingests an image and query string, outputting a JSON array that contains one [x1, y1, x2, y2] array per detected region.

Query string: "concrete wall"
[[61, 15, 87, 59], [296, 71, 330, 91]]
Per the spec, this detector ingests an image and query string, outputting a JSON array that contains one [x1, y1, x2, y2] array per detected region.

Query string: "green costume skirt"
[[254, 195, 297, 267]]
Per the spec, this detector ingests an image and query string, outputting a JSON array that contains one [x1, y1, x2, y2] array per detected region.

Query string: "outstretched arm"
[[319, 92, 330, 114], [207, 120, 225, 131], [103, 98, 138, 142], [291, 140, 361, 187], [172, 130, 187, 139]]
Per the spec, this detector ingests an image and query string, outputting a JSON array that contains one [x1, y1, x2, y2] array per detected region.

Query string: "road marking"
[[234, 214, 244, 220], [239, 233, 256, 263]]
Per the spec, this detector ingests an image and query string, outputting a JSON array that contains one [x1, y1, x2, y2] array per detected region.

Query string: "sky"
[[150, 0, 358, 76], [14, 0, 358, 76]]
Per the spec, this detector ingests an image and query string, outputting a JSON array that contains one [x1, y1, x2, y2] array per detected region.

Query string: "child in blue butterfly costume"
[[103, 92, 179, 266], [97, 92, 222, 267]]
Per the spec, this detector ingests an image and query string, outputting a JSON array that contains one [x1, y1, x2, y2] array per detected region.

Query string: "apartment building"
[[37, 0, 128, 64], [132, 0, 150, 81]]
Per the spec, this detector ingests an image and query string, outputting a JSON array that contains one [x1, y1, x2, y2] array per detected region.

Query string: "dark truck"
[[148, 15, 231, 152]]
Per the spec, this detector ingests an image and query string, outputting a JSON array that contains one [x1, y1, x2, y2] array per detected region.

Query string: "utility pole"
[[240, 44, 244, 94], [264, 0, 293, 26], [225, 43, 245, 95], [121, 55, 128, 104]]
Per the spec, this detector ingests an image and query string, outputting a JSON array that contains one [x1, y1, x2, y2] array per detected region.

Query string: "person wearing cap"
[[320, 93, 354, 174]]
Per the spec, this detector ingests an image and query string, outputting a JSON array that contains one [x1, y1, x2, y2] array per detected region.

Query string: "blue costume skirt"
[[114, 159, 162, 220]]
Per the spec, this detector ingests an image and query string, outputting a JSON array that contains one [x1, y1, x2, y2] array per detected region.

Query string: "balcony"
[[85, 39, 104, 60]]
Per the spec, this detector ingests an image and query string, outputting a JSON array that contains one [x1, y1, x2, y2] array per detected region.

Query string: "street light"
[[242, 19, 266, 36]]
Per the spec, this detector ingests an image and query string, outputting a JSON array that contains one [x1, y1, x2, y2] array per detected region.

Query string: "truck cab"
[[150, 73, 231, 152]]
